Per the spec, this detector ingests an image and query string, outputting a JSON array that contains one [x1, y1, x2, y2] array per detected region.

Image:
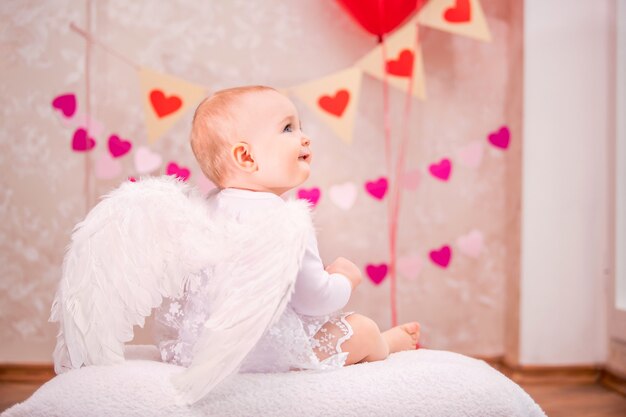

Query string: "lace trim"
[[336, 311, 355, 354]]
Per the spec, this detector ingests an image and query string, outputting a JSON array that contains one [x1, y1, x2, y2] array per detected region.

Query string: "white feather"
[[48, 175, 315, 405]]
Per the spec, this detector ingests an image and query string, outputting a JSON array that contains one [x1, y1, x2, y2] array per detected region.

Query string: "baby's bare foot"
[[382, 322, 420, 354]]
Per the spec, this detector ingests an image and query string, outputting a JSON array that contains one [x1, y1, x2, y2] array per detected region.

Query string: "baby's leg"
[[311, 314, 420, 366]]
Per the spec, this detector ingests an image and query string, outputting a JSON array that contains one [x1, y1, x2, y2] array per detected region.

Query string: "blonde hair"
[[190, 85, 276, 188]]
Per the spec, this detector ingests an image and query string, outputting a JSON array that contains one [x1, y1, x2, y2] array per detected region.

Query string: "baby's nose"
[[302, 136, 310, 146]]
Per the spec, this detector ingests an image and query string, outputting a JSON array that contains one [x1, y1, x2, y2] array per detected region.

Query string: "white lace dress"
[[154, 187, 355, 373]]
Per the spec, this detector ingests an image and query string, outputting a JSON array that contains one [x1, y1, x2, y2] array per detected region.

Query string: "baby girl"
[[157, 85, 421, 371]]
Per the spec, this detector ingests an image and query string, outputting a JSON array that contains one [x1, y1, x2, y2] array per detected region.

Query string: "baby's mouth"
[[298, 153, 310, 161]]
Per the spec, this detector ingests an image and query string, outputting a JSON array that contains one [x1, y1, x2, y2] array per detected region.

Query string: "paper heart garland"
[[366, 263, 388, 285], [71, 128, 96, 152], [402, 168, 421, 190], [429, 245, 452, 268], [166, 162, 190, 181], [297, 187, 321, 207], [397, 254, 423, 281], [455, 229, 484, 258], [329, 182, 357, 210], [428, 158, 452, 181], [134, 146, 162, 174], [488, 126, 510, 150], [95, 152, 122, 179], [365, 177, 388, 200], [150, 89, 183, 118], [108, 134, 132, 158], [52, 93, 76, 118], [318, 89, 350, 117], [456, 141, 483, 168]]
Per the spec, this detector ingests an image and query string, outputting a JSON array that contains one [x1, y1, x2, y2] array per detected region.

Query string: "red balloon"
[[336, 0, 421, 40]]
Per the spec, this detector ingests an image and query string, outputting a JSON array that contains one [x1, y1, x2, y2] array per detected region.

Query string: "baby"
[[160, 85, 420, 371]]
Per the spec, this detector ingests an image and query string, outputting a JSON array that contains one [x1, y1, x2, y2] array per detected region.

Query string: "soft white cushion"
[[2, 347, 545, 417]]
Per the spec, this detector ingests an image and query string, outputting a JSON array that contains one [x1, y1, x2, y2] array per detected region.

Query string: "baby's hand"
[[325, 257, 362, 290]]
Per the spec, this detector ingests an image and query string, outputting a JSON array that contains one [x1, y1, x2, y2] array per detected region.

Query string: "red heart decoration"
[[366, 263, 388, 285], [71, 128, 96, 152], [318, 90, 350, 117], [52, 93, 77, 118], [150, 90, 183, 118], [365, 177, 388, 200], [108, 134, 132, 158], [429, 245, 452, 268], [297, 187, 321, 207], [386, 49, 414, 77], [487, 126, 510, 150], [443, 0, 471, 23], [428, 158, 452, 181], [166, 162, 191, 181]]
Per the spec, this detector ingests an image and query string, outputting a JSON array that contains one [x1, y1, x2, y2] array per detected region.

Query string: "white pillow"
[[2, 348, 546, 417]]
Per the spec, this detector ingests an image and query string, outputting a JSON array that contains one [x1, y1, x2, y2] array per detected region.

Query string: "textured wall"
[[0, 0, 522, 362]]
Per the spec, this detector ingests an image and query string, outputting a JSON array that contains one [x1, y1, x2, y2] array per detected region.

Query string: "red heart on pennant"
[[365, 177, 388, 200], [318, 89, 350, 117], [429, 245, 452, 268], [444, 0, 471, 23], [71, 128, 96, 152], [386, 49, 414, 77], [297, 187, 321, 207], [428, 158, 452, 181], [108, 134, 132, 158], [366, 263, 388, 285], [150, 89, 182, 118], [166, 162, 190, 181]]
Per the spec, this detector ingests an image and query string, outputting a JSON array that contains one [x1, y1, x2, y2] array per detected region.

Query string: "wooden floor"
[[1, 380, 625, 415]]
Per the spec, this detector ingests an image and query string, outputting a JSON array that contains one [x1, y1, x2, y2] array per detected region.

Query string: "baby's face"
[[235, 90, 312, 195]]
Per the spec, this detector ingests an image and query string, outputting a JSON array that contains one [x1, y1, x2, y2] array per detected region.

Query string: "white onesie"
[[155, 187, 356, 373]]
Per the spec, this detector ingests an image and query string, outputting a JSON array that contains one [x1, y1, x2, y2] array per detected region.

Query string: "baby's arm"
[[290, 232, 353, 316]]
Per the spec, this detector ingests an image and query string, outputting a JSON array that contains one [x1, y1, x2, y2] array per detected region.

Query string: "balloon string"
[[377, 0, 397, 328], [83, 0, 93, 214]]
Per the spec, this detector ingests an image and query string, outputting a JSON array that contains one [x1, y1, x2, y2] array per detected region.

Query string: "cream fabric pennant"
[[354, 20, 426, 100], [138, 67, 207, 144], [289, 67, 362, 145], [417, 0, 491, 42]]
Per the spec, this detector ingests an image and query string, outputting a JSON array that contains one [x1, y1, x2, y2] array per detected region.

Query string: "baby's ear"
[[230, 142, 256, 171]]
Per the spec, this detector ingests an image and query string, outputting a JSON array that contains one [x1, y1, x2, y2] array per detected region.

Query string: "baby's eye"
[[283, 123, 293, 133]]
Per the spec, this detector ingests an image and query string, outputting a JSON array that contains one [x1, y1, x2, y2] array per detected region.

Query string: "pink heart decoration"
[[429, 245, 452, 268], [297, 187, 321, 207], [195, 172, 217, 195], [456, 141, 484, 168], [95, 152, 122, 179], [365, 177, 388, 200], [52, 93, 76, 118], [166, 162, 191, 181], [71, 128, 96, 152], [455, 230, 484, 258], [428, 159, 452, 181], [402, 168, 421, 190], [108, 134, 132, 158], [366, 263, 388, 285], [134, 146, 162, 174], [488, 126, 510, 149], [397, 254, 423, 280], [329, 182, 357, 210]]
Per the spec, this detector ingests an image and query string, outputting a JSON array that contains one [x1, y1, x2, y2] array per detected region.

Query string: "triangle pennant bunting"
[[417, 0, 491, 42], [355, 20, 426, 100], [289, 67, 363, 145], [138, 67, 207, 144]]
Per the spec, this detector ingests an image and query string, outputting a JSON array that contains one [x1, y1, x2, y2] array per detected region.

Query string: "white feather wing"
[[169, 196, 314, 405], [49, 176, 228, 374]]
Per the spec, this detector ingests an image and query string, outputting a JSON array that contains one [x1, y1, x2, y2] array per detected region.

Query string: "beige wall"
[[0, 0, 522, 362]]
